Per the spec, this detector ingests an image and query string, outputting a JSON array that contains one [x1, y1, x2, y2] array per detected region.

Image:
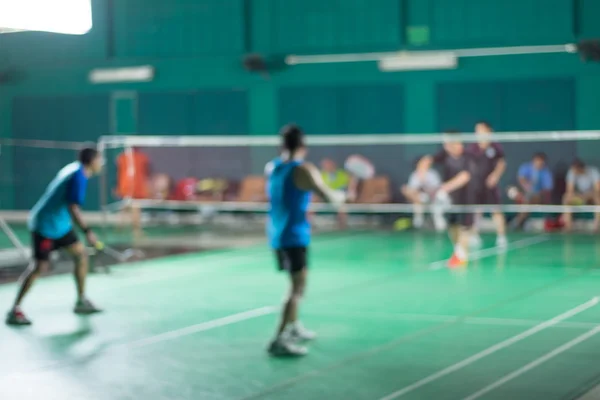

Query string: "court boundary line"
[[462, 324, 600, 400], [126, 306, 277, 348], [429, 235, 549, 270], [0, 306, 279, 382], [378, 297, 599, 400], [307, 311, 600, 330]]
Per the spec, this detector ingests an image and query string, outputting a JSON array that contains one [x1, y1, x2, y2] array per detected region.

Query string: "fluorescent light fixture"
[[378, 52, 457, 71], [0, 0, 92, 35], [89, 66, 155, 84]]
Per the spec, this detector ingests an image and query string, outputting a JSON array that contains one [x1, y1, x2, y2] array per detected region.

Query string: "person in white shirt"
[[562, 159, 600, 231], [401, 166, 446, 231]]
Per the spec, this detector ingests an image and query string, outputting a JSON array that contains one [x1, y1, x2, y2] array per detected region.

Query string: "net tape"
[[111, 199, 600, 214], [99, 131, 600, 215], [1, 133, 597, 215], [100, 131, 600, 148]]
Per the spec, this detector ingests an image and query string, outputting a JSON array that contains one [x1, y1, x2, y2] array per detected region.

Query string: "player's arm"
[[293, 162, 345, 206], [440, 170, 471, 194], [67, 173, 96, 245], [565, 169, 575, 197], [488, 146, 507, 185], [517, 164, 531, 193], [541, 170, 554, 203]]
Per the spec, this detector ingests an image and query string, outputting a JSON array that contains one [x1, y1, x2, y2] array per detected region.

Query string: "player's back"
[[267, 158, 311, 249], [29, 162, 85, 239]]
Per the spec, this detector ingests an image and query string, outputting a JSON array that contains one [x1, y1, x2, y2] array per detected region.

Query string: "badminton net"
[[99, 131, 600, 234]]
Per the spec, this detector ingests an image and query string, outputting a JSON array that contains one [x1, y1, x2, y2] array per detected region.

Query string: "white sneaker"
[[74, 298, 102, 315], [496, 236, 508, 248], [287, 322, 317, 341], [469, 234, 483, 249], [268, 338, 308, 357]]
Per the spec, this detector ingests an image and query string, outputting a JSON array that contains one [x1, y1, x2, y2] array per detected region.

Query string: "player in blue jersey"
[[6, 147, 104, 326], [266, 124, 346, 357]]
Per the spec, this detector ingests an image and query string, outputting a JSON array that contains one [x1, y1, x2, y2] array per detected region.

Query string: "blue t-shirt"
[[518, 162, 553, 193], [267, 158, 311, 249], [28, 162, 88, 239]]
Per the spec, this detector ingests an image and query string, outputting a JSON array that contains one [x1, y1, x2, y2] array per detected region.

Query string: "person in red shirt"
[[115, 148, 150, 236]]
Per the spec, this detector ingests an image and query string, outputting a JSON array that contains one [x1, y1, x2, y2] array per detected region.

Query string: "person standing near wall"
[[115, 147, 150, 236]]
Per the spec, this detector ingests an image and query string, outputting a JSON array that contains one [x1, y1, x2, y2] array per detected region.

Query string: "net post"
[[0, 217, 28, 261]]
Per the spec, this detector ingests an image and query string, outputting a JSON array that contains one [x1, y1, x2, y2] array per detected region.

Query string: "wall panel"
[[11, 95, 109, 210], [430, 0, 574, 47], [270, 0, 403, 54], [114, 0, 246, 58], [279, 85, 404, 134]]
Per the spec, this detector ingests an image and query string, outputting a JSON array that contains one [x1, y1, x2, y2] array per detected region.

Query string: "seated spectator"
[[512, 152, 553, 230], [320, 158, 358, 228], [401, 164, 446, 231], [562, 159, 600, 231]]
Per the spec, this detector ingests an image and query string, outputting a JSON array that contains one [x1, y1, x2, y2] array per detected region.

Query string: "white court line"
[[307, 311, 600, 330], [463, 325, 600, 400], [0, 306, 278, 381], [378, 297, 599, 400], [125, 306, 277, 348], [429, 235, 549, 270]]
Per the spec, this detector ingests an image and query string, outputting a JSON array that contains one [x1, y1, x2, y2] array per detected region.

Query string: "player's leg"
[[61, 232, 102, 314], [448, 214, 472, 267], [401, 185, 425, 228], [269, 248, 310, 357], [512, 193, 539, 230], [468, 187, 483, 249], [6, 234, 53, 325], [489, 188, 507, 247], [469, 212, 483, 249], [562, 192, 577, 231]]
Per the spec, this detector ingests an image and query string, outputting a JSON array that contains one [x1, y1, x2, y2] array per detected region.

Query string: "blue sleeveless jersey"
[[28, 162, 88, 239], [267, 158, 312, 249]]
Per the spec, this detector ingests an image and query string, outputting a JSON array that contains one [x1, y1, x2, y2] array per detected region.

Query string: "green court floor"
[[1, 232, 600, 399]]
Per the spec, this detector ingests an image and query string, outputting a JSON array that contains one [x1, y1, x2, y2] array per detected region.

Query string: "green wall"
[[1, 0, 600, 209], [1, 0, 600, 136]]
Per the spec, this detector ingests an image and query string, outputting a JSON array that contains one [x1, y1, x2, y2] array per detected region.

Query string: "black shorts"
[[447, 213, 474, 228], [32, 230, 79, 261], [475, 186, 501, 205], [275, 247, 308, 273]]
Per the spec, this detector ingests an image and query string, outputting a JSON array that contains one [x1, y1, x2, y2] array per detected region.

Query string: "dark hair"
[[79, 147, 99, 166], [280, 124, 305, 153], [572, 158, 586, 169], [533, 152, 547, 162]]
